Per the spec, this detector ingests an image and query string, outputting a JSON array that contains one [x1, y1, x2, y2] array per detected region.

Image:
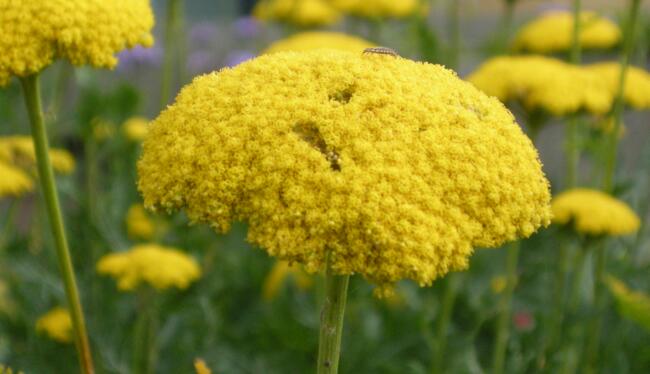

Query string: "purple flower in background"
[[233, 16, 261, 39], [187, 50, 217, 74], [117, 46, 162, 71], [190, 21, 219, 46], [223, 50, 256, 68]]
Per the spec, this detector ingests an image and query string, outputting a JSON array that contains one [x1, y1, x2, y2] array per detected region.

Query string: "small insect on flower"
[[363, 47, 399, 57]]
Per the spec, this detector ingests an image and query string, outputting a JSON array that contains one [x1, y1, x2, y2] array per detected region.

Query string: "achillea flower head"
[[264, 32, 375, 54], [138, 50, 551, 290], [331, 0, 418, 19], [0, 161, 34, 198], [262, 261, 313, 301], [551, 189, 640, 236], [97, 244, 201, 291], [253, 0, 341, 27], [126, 204, 156, 240], [605, 275, 650, 332], [0, 136, 75, 174], [194, 359, 212, 374], [585, 63, 650, 110], [0, 0, 155, 86], [468, 55, 612, 116], [122, 116, 150, 142], [36, 307, 73, 344], [512, 11, 621, 54]]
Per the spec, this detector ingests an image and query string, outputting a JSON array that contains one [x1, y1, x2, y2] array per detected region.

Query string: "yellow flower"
[[126, 204, 156, 240], [264, 32, 375, 54], [262, 261, 313, 301], [138, 50, 551, 290], [0, 0, 155, 86], [491, 276, 507, 294], [194, 359, 212, 374], [512, 11, 621, 54], [36, 307, 73, 344], [253, 0, 341, 27], [0, 136, 75, 175], [331, 0, 419, 19], [605, 275, 650, 332], [468, 55, 612, 116], [122, 116, 150, 142], [97, 244, 201, 291], [0, 161, 34, 198], [585, 63, 650, 110], [551, 189, 640, 236]]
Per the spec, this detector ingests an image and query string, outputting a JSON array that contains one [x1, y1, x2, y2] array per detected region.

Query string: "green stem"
[[569, 0, 582, 64], [583, 241, 607, 373], [565, 0, 582, 189], [447, 0, 461, 70], [498, 0, 516, 53], [133, 288, 159, 374], [160, 0, 182, 108], [20, 74, 94, 374], [431, 273, 460, 374], [559, 243, 588, 374], [603, 0, 642, 193], [492, 241, 520, 374], [317, 258, 350, 374]]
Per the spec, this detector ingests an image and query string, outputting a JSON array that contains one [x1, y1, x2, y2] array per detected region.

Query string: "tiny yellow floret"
[[551, 189, 640, 236], [253, 0, 341, 27], [122, 116, 150, 141], [513, 11, 621, 54], [126, 204, 156, 240], [331, 0, 418, 19], [0, 161, 34, 198], [264, 32, 375, 54], [97, 244, 201, 291], [138, 50, 551, 290], [468, 55, 612, 116], [0, 0, 155, 86], [585, 63, 650, 110], [36, 307, 73, 344]]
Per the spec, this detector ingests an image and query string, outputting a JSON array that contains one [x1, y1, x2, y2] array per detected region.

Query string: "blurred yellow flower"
[[126, 204, 156, 241], [92, 118, 116, 142], [605, 275, 650, 332], [122, 116, 150, 142], [138, 50, 551, 291], [264, 32, 375, 54], [36, 307, 73, 344], [512, 11, 621, 54], [253, 0, 341, 27], [262, 261, 313, 301], [551, 189, 640, 236], [194, 358, 212, 374], [491, 276, 508, 294], [0, 136, 75, 175], [468, 55, 612, 116], [585, 63, 650, 110], [331, 0, 419, 19], [97, 244, 201, 291], [0, 0, 154, 86], [0, 161, 34, 198]]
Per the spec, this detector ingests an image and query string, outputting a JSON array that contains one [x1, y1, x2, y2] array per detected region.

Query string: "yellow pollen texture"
[[138, 50, 551, 290]]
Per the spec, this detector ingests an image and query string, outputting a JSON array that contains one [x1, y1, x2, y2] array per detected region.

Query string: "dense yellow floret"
[[0, 161, 34, 198], [97, 244, 201, 291], [125, 204, 156, 240], [138, 50, 551, 290], [331, 0, 418, 19], [264, 32, 375, 54], [585, 63, 650, 110], [122, 116, 150, 141], [512, 11, 621, 54], [253, 0, 341, 27], [551, 189, 640, 236], [262, 261, 312, 300], [0, 0, 154, 86], [0, 136, 75, 174], [36, 307, 73, 344], [605, 275, 650, 332], [468, 55, 612, 116]]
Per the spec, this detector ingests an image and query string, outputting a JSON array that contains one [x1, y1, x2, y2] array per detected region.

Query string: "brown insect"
[[363, 47, 399, 57]]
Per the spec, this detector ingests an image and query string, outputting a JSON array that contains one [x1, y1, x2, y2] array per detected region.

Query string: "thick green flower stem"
[[603, 0, 642, 193], [134, 288, 159, 374], [583, 241, 607, 373], [160, 0, 183, 108], [317, 263, 350, 374], [431, 273, 461, 374], [20, 74, 95, 374], [492, 241, 520, 374]]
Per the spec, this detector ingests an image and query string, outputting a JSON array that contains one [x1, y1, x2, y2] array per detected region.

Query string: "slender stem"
[[447, 0, 461, 70], [492, 241, 520, 374], [603, 0, 642, 192], [133, 288, 158, 374], [559, 243, 588, 374], [568, 246, 587, 312], [20, 74, 94, 374], [583, 241, 607, 373], [160, 0, 182, 108], [431, 273, 460, 374], [317, 258, 350, 374], [498, 0, 516, 53], [569, 0, 582, 64], [565, 0, 582, 189]]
